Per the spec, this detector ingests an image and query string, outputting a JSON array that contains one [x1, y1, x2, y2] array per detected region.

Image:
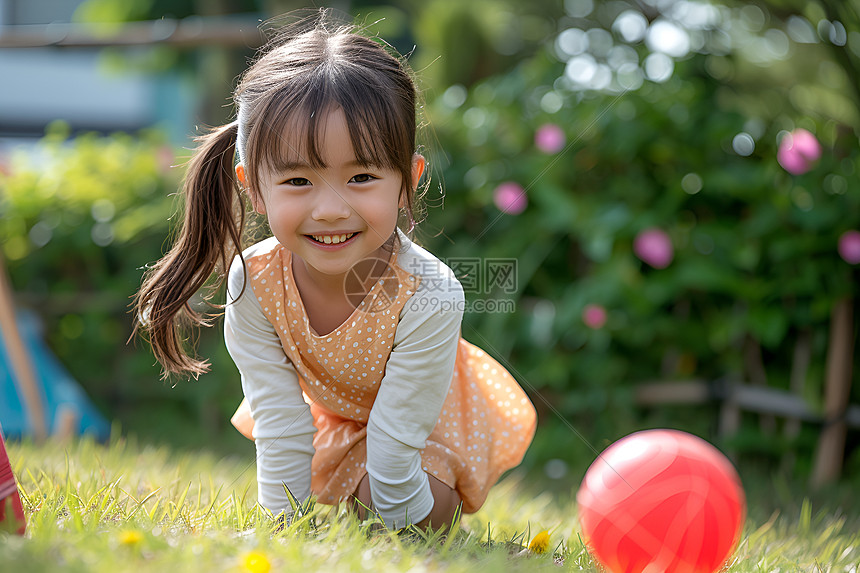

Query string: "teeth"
[[311, 233, 354, 245]]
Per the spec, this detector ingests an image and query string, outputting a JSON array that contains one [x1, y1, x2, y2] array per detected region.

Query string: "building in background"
[[0, 0, 199, 144]]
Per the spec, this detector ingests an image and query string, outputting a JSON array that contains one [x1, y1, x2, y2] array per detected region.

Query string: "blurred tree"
[[8, 0, 858, 474], [416, 0, 860, 475]]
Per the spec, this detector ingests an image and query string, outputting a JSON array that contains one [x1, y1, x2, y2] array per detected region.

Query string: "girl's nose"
[[312, 184, 352, 221]]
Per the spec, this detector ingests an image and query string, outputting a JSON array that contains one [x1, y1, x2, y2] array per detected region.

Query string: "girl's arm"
[[224, 253, 316, 516], [366, 265, 465, 528]]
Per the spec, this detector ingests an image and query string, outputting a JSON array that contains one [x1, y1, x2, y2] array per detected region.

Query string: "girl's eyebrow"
[[274, 158, 370, 172], [274, 159, 315, 172]]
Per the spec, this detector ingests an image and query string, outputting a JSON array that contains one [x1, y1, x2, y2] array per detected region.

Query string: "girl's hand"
[[351, 474, 460, 532]]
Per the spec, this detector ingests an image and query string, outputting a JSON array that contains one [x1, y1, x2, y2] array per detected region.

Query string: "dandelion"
[[118, 529, 143, 547], [528, 529, 551, 554], [241, 551, 271, 573]]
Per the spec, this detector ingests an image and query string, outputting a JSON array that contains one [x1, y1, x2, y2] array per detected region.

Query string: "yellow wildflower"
[[118, 529, 143, 547], [241, 551, 271, 573], [528, 529, 551, 554]]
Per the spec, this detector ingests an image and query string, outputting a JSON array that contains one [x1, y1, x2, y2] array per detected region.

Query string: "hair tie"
[[236, 103, 249, 165]]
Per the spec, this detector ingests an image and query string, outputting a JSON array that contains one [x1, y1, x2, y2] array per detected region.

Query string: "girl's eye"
[[350, 173, 377, 184], [282, 177, 311, 186]]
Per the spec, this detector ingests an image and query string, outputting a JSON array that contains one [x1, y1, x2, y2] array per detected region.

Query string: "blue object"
[[0, 309, 110, 440]]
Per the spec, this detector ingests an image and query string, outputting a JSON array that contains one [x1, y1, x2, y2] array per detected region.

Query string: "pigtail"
[[133, 121, 245, 378]]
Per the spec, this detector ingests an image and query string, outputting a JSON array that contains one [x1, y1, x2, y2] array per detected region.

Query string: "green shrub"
[[0, 122, 247, 451], [3, 1, 860, 478], [417, 5, 860, 474]]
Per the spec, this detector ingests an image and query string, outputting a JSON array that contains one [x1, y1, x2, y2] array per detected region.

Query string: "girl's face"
[[239, 107, 424, 286]]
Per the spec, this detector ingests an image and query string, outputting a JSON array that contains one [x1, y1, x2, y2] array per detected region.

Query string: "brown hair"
[[133, 10, 423, 377]]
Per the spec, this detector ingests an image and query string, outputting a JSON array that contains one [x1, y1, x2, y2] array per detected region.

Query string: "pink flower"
[[838, 230, 860, 265], [493, 182, 527, 215], [157, 145, 175, 174], [777, 128, 822, 175], [582, 304, 607, 329], [634, 228, 674, 269], [535, 124, 566, 154]]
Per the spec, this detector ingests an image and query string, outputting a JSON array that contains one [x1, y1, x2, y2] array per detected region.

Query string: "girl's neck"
[[292, 254, 345, 294], [290, 246, 396, 336], [291, 256, 352, 336]]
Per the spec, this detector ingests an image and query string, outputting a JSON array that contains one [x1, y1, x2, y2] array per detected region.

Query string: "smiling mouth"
[[308, 232, 357, 245]]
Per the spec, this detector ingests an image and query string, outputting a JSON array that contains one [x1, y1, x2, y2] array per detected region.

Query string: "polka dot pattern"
[[244, 245, 537, 513]]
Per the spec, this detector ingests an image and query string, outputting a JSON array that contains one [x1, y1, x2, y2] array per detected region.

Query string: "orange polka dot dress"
[[230, 237, 537, 515]]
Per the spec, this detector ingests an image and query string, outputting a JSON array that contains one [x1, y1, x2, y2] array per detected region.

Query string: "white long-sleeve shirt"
[[224, 234, 464, 527]]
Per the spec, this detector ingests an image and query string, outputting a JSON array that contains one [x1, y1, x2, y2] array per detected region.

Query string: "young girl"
[[135, 11, 536, 530]]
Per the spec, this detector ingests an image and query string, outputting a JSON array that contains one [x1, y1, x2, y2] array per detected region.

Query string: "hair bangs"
[[245, 86, 331, 188], [333, 66, 414, 188], [241, 27, 416, 196]]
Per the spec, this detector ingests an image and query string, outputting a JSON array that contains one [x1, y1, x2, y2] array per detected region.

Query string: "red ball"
[[577, 429, 745, 573]]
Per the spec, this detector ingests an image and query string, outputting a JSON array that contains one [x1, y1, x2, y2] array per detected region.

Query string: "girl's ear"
[[236, 163, 266, 215], [402, 154, 426, 209], [411, 154, 426, 189]]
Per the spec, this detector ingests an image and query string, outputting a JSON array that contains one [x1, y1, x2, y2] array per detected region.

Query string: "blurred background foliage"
[[1, 0, 859, 485]]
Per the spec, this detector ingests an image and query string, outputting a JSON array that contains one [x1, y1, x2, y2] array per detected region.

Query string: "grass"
[[1, 434, 859, 572]]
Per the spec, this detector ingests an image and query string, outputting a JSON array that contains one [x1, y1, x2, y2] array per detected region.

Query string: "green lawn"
[[2, 435, 858, 572]]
